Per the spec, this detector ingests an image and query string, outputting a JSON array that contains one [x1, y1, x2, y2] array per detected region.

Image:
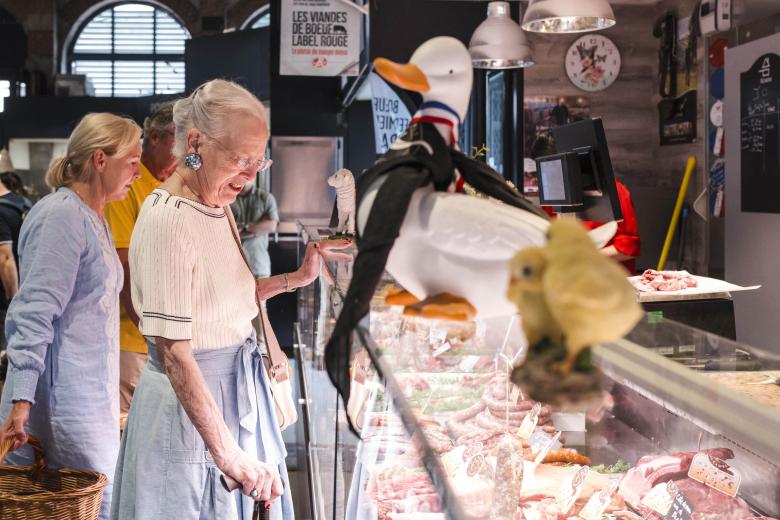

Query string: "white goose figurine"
[[358, 36, 551, 319]]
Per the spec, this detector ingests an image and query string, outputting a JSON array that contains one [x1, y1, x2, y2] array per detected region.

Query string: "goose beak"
[[374, 58, 430, 93]]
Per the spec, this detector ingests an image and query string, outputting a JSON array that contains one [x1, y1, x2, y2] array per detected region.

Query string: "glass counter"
[[296, 226, 780, 520]]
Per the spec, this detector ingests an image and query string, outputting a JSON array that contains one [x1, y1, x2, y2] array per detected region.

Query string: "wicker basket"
[[0, 435, 107, 519]]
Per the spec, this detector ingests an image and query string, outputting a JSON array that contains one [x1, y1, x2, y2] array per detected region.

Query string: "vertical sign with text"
[[368, 73, 411, 154]]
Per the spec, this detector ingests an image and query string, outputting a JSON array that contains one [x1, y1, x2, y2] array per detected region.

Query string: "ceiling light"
[[470, 1, 534, 69], [522, 0, 616, 34]]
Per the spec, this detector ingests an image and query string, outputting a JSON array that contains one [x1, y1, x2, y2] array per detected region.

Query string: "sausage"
[[542, 448, 591, 466], [491, 434, 524, 519], [485, 405, 552, 421], [450, 399, 487, 422], [482, 394, 537, 413]]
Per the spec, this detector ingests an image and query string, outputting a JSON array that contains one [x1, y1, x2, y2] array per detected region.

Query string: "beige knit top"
[[130, 189, 257, 349]]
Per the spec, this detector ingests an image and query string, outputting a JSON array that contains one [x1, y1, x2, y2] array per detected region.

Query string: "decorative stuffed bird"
[[508, 219, 643, 405], [324, 36, 549, 426]]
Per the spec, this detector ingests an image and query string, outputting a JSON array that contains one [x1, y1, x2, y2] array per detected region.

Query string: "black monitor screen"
[[551, 118, 622, 222], [539, 158, 566, 201]]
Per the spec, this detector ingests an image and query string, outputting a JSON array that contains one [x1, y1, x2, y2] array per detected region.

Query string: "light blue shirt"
[[0, 188, 122, 520]]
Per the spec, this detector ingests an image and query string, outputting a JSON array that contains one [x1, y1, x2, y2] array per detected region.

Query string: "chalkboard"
[[740, 53, 780, 213]]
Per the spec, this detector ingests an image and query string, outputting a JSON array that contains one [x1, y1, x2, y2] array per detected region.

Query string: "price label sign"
[[432, 341, 452, 358], [458, 355, 481, 371], [579, 479, 619, 520], [688, 452, 741, 497], [518, 402, 542, 440], [556, 465, 589, 514], [441, 445, 466, 477], [530, 430, 562, 472], [666, 484, 694, 520], [641, 481, 676, 516], [429, 328, 447, 343], [641, 480, 694, 520], [510, 384, 524, 404]]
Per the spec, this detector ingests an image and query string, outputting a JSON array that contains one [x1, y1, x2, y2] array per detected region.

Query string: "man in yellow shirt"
[[105, 103, 177, 424]]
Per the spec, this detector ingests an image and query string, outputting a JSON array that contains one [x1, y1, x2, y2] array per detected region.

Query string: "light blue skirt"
[[110, 337, 294, 520]]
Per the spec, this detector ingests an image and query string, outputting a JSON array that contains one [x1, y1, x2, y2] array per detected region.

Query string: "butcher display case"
[[294, 226, 780, 520]]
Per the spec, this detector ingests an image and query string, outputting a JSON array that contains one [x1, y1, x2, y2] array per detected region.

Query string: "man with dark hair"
[[105, 103, 178, 425]]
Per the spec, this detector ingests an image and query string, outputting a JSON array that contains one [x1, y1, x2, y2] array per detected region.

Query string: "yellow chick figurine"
[[508, 219, 643, 404]]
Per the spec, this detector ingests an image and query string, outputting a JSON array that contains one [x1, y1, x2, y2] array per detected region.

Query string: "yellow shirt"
[[105, 163, 161, 353]]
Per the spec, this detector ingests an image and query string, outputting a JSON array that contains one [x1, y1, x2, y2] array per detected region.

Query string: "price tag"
[[579, 479, 619, 520], [555, 465, 589, 514], [641, 481, 675, 516], [432, 341, 452, 358], [688, 452, 741, 497], [462, 442, 484, 462], [518, 402, 542, 440], [458, 355, 481, 371], [475, 320, 487, 337], [510, 384, 523, 403], [529, 430, 562, 472], [466, 454, 485, 477], [430, 328, 447, 343], [441, 445, 466, 477], [666, 484, 694, 520], [641, 481, 695, 520]]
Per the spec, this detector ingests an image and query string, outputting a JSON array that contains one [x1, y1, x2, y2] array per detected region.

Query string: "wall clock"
[[565, 34, 621, 92]]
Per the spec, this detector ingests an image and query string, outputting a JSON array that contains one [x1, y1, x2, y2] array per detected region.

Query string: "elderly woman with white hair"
[[110, 79, 349, 519]]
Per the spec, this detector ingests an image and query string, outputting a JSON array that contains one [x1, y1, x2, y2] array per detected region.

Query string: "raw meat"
[[449, 475, 494, 518], [618, 448, 754, 520], [520, 498, 563, 520], [632, 269, 699, 292]]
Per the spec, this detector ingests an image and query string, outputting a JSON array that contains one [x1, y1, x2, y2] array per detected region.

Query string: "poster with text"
[[369, 73, 411, 154], [280, 0, 361, 77]]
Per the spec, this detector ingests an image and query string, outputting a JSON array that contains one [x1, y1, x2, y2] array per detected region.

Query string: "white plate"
[[629, 273, 761, 302]]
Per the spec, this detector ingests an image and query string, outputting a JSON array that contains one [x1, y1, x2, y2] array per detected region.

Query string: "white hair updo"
[[172, 79, 268, 159]]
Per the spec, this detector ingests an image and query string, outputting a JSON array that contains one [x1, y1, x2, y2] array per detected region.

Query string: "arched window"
[[68, 2, 190, 97], [241, 5, 270, 30]]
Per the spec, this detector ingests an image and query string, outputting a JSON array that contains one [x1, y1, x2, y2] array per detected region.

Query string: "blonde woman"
[[111, 80, 349, 519], [0, 113, 142, 520]]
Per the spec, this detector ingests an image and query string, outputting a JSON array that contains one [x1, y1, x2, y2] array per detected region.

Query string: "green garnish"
[[591, 459, 630, 473]]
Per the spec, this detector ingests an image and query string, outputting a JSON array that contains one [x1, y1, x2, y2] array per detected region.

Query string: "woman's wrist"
[[287, 270, 306, 290], [212, 440, 241, 469]]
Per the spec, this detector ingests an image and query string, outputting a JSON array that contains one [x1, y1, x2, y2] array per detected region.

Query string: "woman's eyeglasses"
[[202, 132, 272, 173]]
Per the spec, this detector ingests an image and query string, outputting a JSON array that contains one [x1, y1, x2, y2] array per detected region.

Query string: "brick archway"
[[60, 0, 200, 44], [58, 0, 199, 73], [228, 0, 270, 30]]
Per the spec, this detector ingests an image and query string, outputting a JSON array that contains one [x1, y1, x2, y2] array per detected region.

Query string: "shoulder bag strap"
[[224, 208, 289, 383]]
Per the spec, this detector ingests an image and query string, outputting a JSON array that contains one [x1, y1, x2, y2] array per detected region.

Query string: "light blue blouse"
[[0, 187, 122, 520]]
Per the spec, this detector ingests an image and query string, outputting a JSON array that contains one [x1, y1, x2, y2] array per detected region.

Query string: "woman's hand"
[[1, 400, 31, 451], [295, 239, 352, 287], [220, 449, 284, 502]]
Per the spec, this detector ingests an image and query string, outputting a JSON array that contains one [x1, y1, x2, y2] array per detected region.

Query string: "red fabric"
[[409, 115, 457, 146], [541, 180, 640, 274]]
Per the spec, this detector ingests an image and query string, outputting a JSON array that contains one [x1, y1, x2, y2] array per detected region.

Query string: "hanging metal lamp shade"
[[469, 1, 534, 69], [522, 0, 616, 34]]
